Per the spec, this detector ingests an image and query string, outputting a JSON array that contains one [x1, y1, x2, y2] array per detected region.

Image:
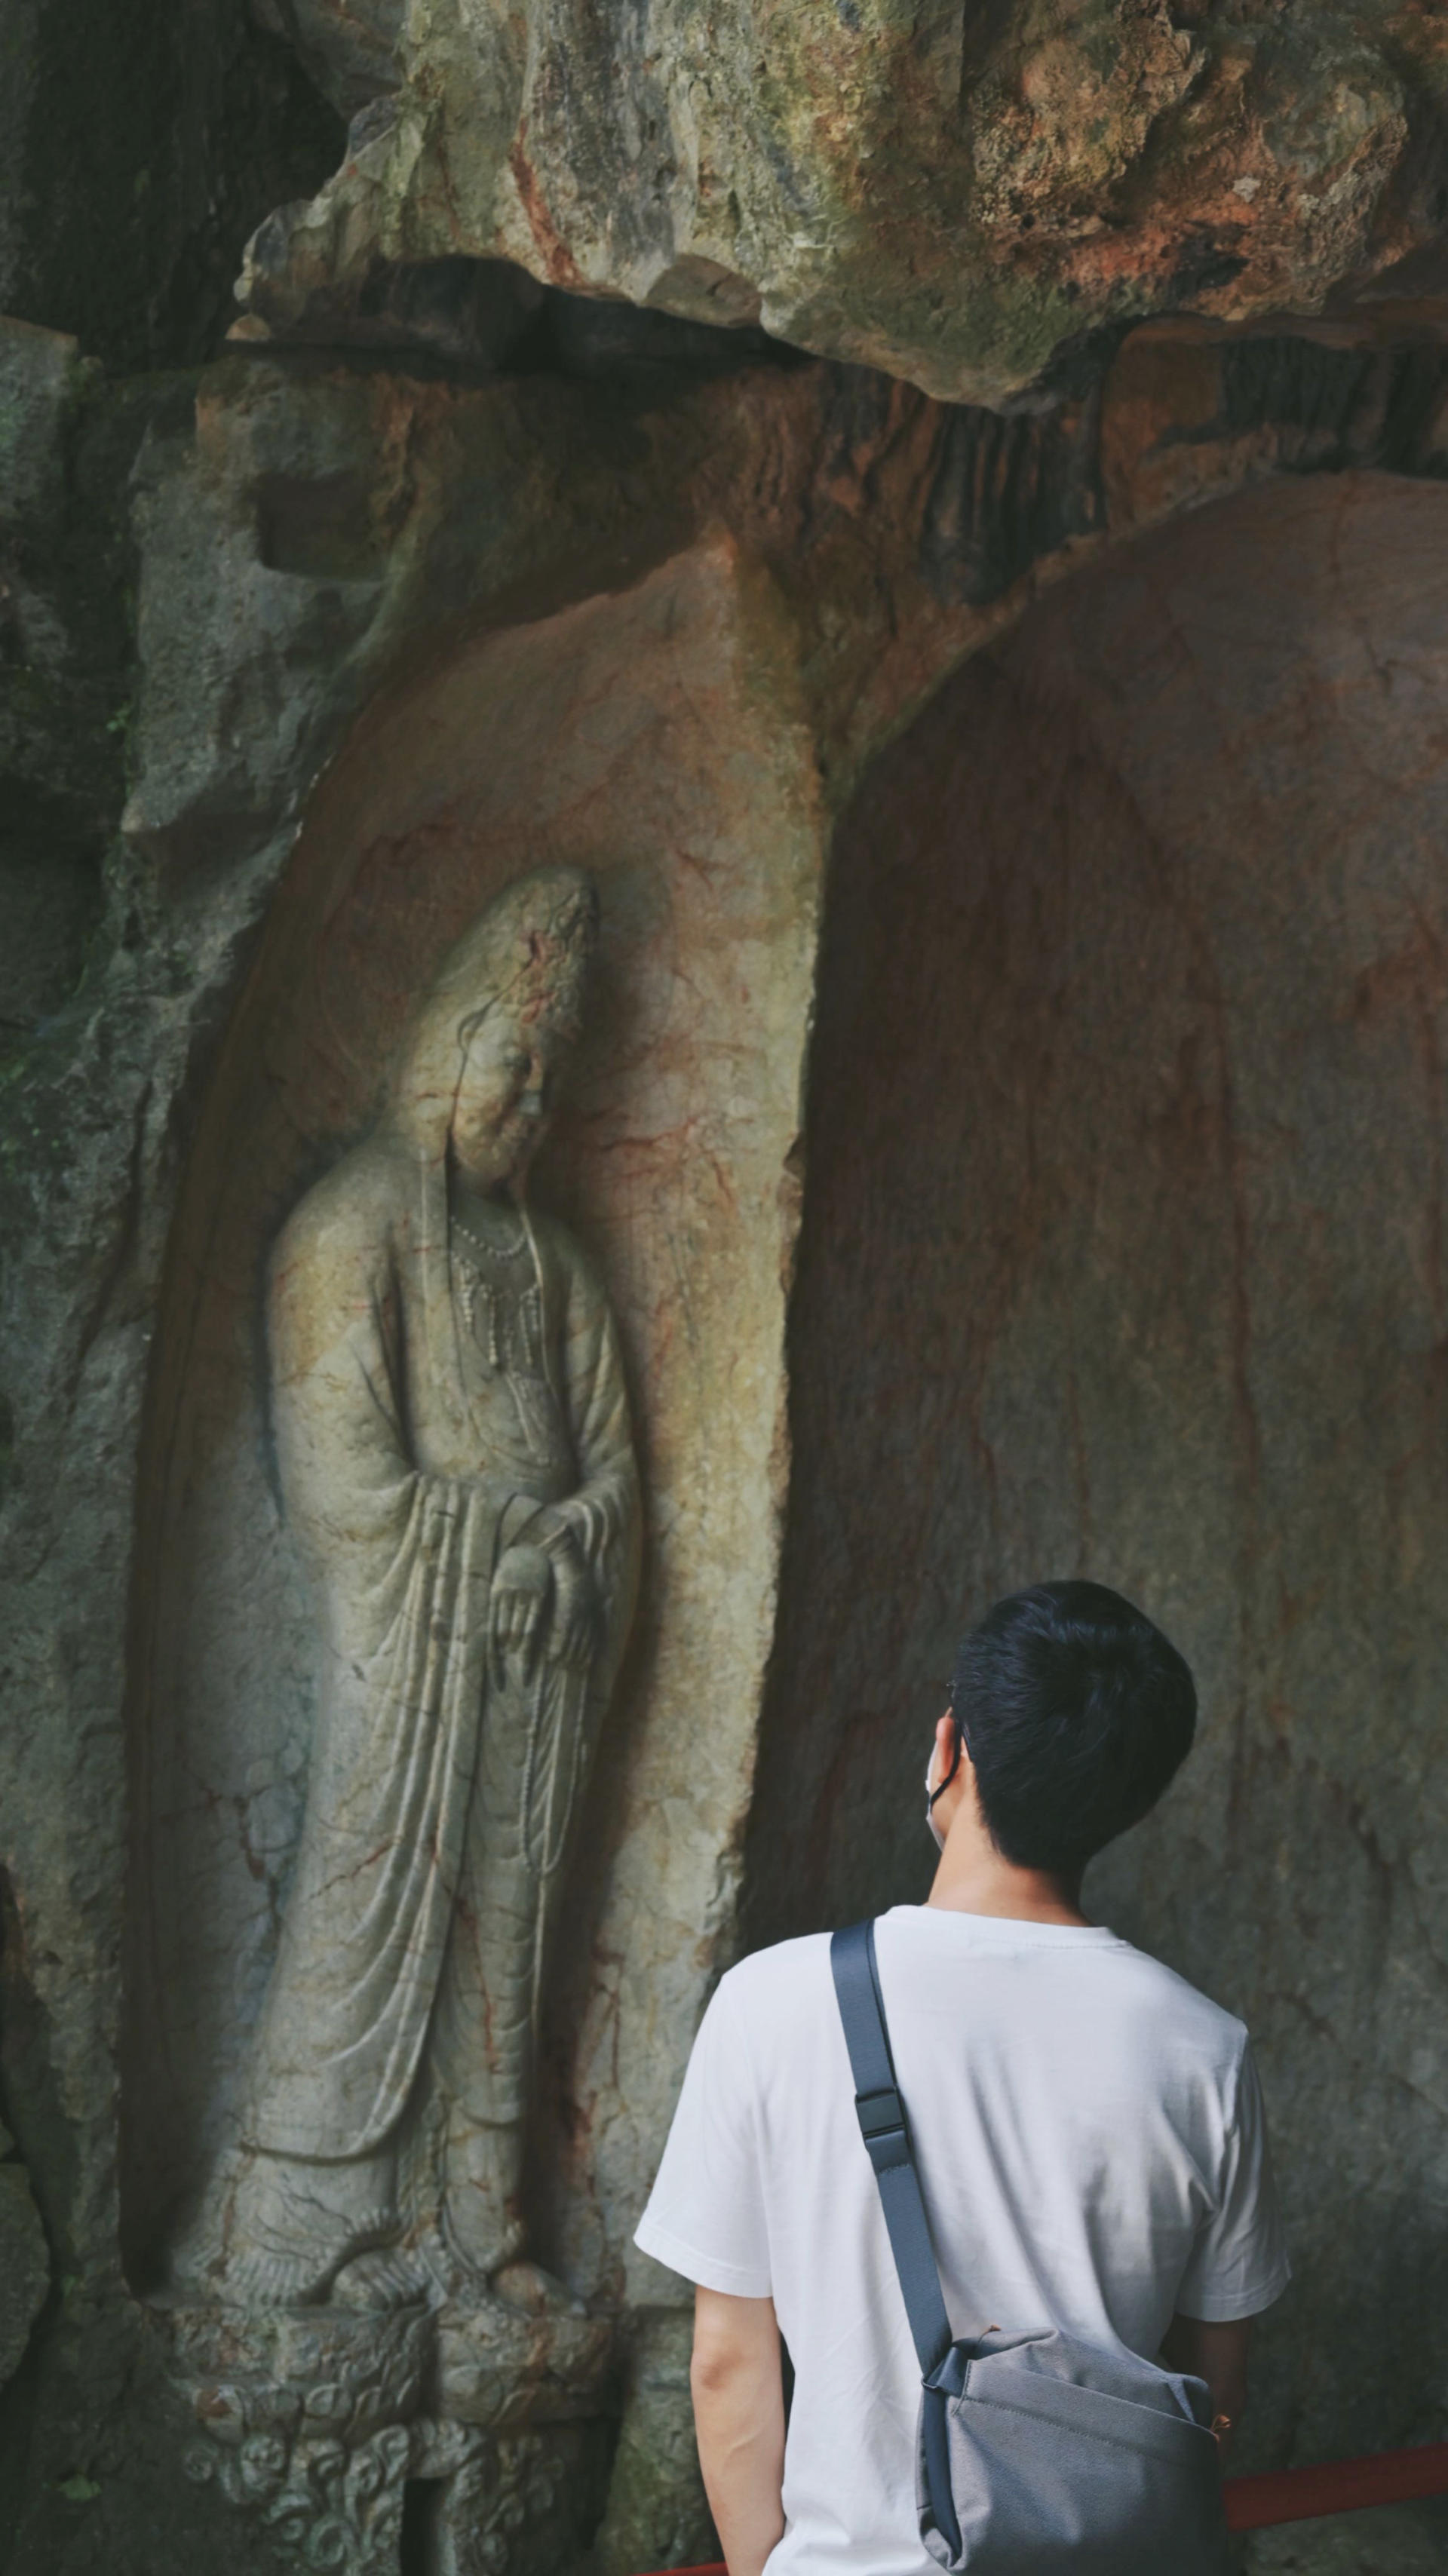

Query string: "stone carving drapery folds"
[[181, 863, 640, 2311]]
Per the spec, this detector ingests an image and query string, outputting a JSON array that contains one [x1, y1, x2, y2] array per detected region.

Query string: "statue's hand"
[[546, 1543, 599, 1670], [489, 1544, 553, 1683]]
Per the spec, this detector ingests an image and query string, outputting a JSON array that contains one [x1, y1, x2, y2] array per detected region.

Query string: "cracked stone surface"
[[8, 303, 1448, 2568], [239, 1, 1448, 403]]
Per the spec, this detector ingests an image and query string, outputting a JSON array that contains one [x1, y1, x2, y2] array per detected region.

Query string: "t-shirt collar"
[[885, 1903, 1125, 1949]]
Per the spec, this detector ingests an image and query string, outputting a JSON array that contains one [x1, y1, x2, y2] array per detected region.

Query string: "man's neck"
[[926, 1826, 1088, 1927]]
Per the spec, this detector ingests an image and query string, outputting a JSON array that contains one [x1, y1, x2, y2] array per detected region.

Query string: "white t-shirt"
[[635, 1905, 1290, 2576]]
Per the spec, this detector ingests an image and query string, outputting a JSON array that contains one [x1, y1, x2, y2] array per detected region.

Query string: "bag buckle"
[[854, 2085, 909, 2171]]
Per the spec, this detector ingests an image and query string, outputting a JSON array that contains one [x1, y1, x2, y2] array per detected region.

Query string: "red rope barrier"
[[634, 2435, 1448, 2568], [1223, 2439, 1448, 2532]]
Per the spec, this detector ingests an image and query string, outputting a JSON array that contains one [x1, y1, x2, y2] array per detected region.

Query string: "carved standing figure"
[[185, 866, 640, 2310]]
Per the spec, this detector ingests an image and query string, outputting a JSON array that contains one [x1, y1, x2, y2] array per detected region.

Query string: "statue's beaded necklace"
[[450, 1202, 541, 1372]]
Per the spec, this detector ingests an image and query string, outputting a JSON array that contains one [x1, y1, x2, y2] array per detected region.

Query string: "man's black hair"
[[947, 1581, 1196, 1876]]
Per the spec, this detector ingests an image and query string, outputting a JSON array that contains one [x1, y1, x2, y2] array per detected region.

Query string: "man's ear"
[[933, 1710, 957, 1783]]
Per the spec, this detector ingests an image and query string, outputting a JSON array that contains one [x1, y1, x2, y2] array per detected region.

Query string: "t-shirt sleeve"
[[634, 1973, 773, 2298], [1175, 2035, 1293, 2322]]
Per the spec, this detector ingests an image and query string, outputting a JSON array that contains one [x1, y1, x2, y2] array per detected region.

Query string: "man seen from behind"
[[634, 1581, 1291, 2574]]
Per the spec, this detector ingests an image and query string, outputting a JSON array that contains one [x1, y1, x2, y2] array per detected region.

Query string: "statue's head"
[[397, 864, 600, 1181]]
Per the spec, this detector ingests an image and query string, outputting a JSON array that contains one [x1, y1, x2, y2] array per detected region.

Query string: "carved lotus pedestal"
[[168, 2300, 617, 2576]]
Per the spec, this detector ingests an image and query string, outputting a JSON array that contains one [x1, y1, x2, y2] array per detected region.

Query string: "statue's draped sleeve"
[[532, 1213, 641, 1688], [248, 1152, 503, 2160]]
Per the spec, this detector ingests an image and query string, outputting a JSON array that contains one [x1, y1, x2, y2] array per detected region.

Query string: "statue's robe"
[[246, 1116, 639, 2168]]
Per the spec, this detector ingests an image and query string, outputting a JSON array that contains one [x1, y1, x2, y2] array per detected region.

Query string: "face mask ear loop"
[[928, 1707, 965, 1817]]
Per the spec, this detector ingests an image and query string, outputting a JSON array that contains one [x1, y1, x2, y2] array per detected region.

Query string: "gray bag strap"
[[830, 1919, 953, 2377]]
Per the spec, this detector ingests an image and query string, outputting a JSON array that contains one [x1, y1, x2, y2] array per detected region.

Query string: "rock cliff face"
[[3, 2, 1448, 2572], [240, 1, 1448, 402], [744, 463, 1448, 2485]]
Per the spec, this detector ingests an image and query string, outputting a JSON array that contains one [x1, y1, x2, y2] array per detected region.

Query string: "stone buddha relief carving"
[[176, 863, 640, 2315]]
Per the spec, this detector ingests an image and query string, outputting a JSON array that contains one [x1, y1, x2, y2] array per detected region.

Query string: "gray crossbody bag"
[[830, 1919, 1233, 2573]]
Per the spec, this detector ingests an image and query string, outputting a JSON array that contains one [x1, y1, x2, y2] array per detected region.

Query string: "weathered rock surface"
[[2, 337, 953, 2576], [3, 8, 1448, 2576], [0, 2127, 48, 2394], [253, 0, 404, 125], [239, 0, 1448, 402], [0, 0, 343, 370], [591, 2311, 715, 2576], [742, 468, 1448, 2487], [0, 315, 165, 1044], [1245, 2498, 1448, 2572], [9, 295, 1448, 2569]]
